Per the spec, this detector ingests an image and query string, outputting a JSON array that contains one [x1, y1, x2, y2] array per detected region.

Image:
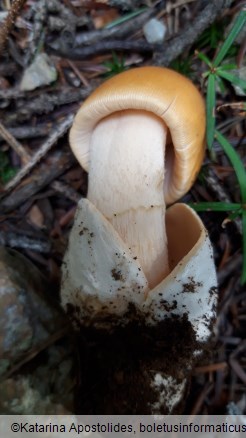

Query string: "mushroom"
[[61, 66, 218, 413], [68, 67, 205, 286]]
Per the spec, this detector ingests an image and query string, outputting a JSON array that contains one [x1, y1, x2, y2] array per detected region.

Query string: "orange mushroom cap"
[[70, 66, 206, 204]]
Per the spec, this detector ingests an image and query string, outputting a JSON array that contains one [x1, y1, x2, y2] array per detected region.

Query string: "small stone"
[[20, 53, 57, 91], [0, 247, 63, 376], [143, 18, 166, 44]]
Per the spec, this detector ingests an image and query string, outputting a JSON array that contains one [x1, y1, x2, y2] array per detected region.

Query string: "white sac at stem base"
[[61, 198, 217, 343]]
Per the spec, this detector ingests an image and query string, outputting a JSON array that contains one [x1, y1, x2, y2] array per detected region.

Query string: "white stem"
[[87, 110, 169, 289]]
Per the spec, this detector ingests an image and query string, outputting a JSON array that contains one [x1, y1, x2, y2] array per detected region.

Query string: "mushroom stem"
[[87, 109, 169, 288]]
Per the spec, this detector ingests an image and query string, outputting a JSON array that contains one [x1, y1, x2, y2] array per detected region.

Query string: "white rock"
[[20, 53, 57, 91], [143, 18, 166, 44]]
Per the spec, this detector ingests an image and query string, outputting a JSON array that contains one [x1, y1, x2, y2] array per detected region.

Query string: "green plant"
[[103, 52, 126, 77], [197, 22, 226, 50], [104, 7, 147, 29], [190, 10, 246, 284], [0, 151, 17, 185], [170, 55, 194, 78]]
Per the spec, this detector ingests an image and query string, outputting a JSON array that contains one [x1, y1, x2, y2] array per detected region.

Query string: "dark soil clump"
[[75, 314, 199, 414]]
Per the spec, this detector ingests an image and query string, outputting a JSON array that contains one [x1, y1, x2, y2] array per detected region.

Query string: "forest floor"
[[0, 0, 245, 415]]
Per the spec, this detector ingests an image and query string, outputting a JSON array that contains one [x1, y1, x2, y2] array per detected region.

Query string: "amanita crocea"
[[61, 67, 218, 414]]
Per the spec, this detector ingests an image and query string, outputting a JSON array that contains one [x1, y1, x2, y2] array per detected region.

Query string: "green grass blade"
[[214, 10, 246, 67], [242, 209, 246, 285], [215, 130, 246, 203], [217, 69, 246, 90], [228, 210, 242, 221], [217, 63, 237, 70], [196, 50, 212, 67], [206, 74, 216, 150], [216, 75, 226, 94], [189, 202, 241, 212], [105, 7, 147, 29]]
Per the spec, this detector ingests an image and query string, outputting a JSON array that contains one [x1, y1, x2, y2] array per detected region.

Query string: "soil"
[[74, 313, 200, 414]]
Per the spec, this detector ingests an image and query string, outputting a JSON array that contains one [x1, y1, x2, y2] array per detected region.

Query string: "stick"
[[49, 39, 155, 59], [0, 0, 27, 55], [0, 122, 31, 162], [0, 150, 75, 214], [4, 114, 74, 192]]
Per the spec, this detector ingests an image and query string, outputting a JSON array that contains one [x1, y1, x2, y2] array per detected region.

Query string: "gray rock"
[[0, 247, 63, 376], [20, 53, 57, 91]]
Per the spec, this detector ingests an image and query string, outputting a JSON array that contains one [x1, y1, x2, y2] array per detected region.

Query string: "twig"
[[0, 124, 52, 141], [0, 0, 27, 55], [26, 0, 47, 64], [206, 167, 234, 204], [0, 88, 26, 100], [66, 59, 90, 88], [190, 382, 214, 415], [0, 87, 93, 118], [0, 122, 31, 162], [0, 150, 76, 213], [219, 336, 242, 345], [107, 0, 143, 11], [218, 276, 240, 312], [153, 0, 233, 66], [49, 39, 155, 59], [59, 206, 77, 227], [51, 180, 81, 203], [4, 115, 74, 192], [0, 231, 51, 253], [193, 362, 228, 374], [230, 341, 246, 384], [20, 88, 93, 115]]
